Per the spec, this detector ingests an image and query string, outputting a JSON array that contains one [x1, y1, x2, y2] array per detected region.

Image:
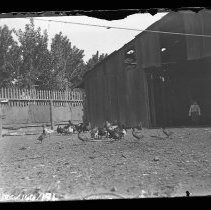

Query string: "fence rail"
[[0, 88, 84, 107]]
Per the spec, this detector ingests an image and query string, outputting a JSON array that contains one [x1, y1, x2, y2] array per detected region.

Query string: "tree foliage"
[[14, 18, 51, 89], [0, 19, 108, 90], [0, 25, 21, 87], [50, 32, 85, 90], [86, 51, 108, 72]]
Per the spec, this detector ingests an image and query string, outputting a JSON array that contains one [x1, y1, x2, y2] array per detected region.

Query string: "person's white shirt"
[[189, 103, 201, 116]]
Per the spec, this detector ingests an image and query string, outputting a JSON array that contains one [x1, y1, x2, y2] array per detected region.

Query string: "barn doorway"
[[146, 58, 211, 128]]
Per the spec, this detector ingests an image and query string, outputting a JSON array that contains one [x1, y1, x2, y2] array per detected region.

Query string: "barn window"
[[124, 46, 137, 69]]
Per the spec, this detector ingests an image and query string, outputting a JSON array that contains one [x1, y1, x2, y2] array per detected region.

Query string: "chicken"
[[43, 126, 54, 140], [105, 121, 118, 131], [82, 122, 92, 132], [75, 122, 92, 133], [90, 127, 99, 139], [67, 126, 74, 133], [132, 127, 144, 140], [98, 127, 109, 138], [115, 124, 127, 137], [57, 125, 64, 135], [73, 123, 83, 133], [56, 122, 74, 135], [105, 121, 124, 140], [161, 127, 173, 138], [63, 120, 73, 130], [137, 121, 143, 130], [36, 126, 47, 143], [44, 127, 54, 135], [133, 121, 143, 131], [63, 122, 74, 134]]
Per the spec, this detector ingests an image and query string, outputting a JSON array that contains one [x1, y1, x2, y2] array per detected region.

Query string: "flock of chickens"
[[36, 120, 172, 143]]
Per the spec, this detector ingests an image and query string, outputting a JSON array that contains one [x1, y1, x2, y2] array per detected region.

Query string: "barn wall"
[[84, 43, 151, 128]]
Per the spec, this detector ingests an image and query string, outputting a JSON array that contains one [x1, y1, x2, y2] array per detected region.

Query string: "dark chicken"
[[90, 127, 99, 139], [57, 121, 74, 135], [98, 127, 109, 137], [105, 121, 126, 140], [56, 125, 65, 135], [132, 127, 144, 140], [63, 120, 73, 130], [131, 122, 144, 140], [161, 127, 173, 138], [36, 125, 47, 143], [134, 121, 143, 131], [81, 122, 92, 132]]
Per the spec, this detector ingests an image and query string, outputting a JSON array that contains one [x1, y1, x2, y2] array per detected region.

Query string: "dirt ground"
[[0, 126, 210, 201]]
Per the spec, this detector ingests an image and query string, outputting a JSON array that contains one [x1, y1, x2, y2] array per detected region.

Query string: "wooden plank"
[[53, 91, 55, 100], [8, 88, 10, 99], [18, 89, 21, 99], [0, 88, 2, 98], [41, 90, 44, 99], [4, 88, 6, 99], [15, 88, 17, 99]]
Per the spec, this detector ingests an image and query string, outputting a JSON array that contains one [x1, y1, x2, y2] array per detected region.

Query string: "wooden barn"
[[79, 10, 211, 128]]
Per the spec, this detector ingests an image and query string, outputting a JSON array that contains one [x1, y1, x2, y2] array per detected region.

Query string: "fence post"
[[0, 100, 8, 138], [0, 106, 2, 139], [49, 100, 54, 130]]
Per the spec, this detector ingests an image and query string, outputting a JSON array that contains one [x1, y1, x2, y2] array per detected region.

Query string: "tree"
[[50, 32, 85, 90], [70, 51, 108, 89], [85, 51, 108, 72], [0, 25, 21, 87], [14, 18, 51, 89]]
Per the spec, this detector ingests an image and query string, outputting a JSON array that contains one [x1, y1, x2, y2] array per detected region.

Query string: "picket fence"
[[0, 87, 84, 107], [0, 88, 85, 126]]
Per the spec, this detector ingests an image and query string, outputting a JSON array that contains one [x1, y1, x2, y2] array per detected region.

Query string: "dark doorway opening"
[[146, 58, 211, 128]]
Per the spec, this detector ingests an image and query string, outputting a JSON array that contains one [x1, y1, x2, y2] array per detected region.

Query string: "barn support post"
[[148, 72, 156, 127], [49, 100, 54, 130], [142, 71, 152, 128]]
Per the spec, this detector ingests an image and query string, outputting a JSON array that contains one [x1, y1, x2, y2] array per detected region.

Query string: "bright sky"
[[0, 12, 167, 62]]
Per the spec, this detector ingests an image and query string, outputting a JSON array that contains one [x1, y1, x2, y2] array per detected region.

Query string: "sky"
[[0, 12, 167, 62]]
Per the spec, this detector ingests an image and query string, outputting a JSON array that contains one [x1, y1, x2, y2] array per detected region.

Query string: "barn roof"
[[77, 9, 211, 88]]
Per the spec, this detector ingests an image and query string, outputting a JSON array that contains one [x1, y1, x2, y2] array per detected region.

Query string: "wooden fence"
[[0, 88, 85, 126], [0, 88, 84, 107]]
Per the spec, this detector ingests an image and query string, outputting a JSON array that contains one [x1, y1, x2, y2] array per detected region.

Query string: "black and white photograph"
[[0, 8, 210, 202]]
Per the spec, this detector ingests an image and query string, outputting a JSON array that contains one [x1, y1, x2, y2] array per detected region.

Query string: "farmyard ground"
[[0, 127, 210, 201]]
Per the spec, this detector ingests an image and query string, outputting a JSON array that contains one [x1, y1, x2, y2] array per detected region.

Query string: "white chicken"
[[43, 126, 54, 139], [67, 126, 74, 133], [44, 127, 54, 134]]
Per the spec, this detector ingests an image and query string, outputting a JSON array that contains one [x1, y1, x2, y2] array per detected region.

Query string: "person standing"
[[188, 101, 201, 125]]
